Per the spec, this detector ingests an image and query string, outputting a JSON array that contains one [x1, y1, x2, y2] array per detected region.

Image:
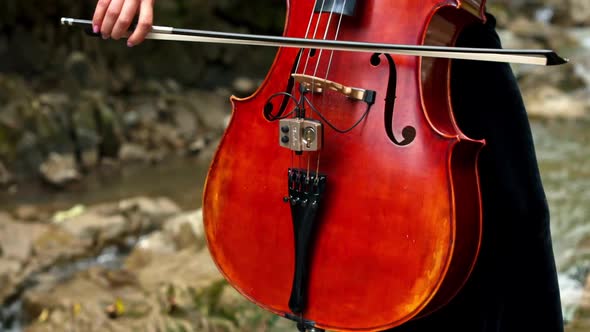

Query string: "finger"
[[100, 0, 125, 38], [92, 0, 112, 33], [111, 0, 140, 40], [127, 0, 154, 47]]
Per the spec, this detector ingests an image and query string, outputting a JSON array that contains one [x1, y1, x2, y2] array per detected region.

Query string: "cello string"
[[306, 154, 311, 181], [302, 0, 327, 75], [311, 0, 338, 79], [315, 152, 321, 185], [298, 1, 329, 176], [294, 1, 323, 171], [324, 0, 347, 80], [307, 1, 337, 177], [294, 0, 322, 74]]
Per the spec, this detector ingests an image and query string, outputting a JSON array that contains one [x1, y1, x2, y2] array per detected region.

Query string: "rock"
[[232, 77, 257, 96], [519, 62, 586, 92], [136, 232, 176, 255], [0, 160, 14, 187], [568, 274, 590, 330], [570, 0, 590, 26], [582, 273, 590, 305], [187, 137, 207, 155], [22, 247, 241, 332], [31, 226, 90, 267], [137, 210, 204, 254], [0, 211, 14, 224], [64, 51, 96, 90], [15, 131, 45, 175], [117, 64, 135, 87], [39, 153, 80, 188], [163, 210, 203, 236], [223, 114, 231, 128], [187, 90, 231, 131], [38, 93, 70, 108], [143, 79, 168, 96], [0, 107, 19, 161], [122, 110, 141, 129], [133, 247, 224, 297], [118, 196, 181, 230], [14, 204, 46, 222], [509, 16, 580, 51], [58, 212, 128, 247], [146, 149, 167, 164], [523, 85, 589, 118], [86, 97, 122, 161], [163, 210, 204, 249], [516, 56, 589, 119], [53, 197, 180, 249], [0, 74, 32, 104], [174, 109, 198, 140], [0, 221, 74, 303], [118, 143, 149, 163], [152, 123, 184, 151], [217, 283, 243, 308], [163, 78, 182, 93], [0, 258, 23, 303], [198, 137, 221, 162], [128, 98, 159, 127], [21, 266, 149, 330], [572, 52, 590, 88], [173, 223, 199, 251], [0, 220, 49, 262]]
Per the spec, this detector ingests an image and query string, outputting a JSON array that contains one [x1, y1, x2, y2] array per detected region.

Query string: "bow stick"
[[61, 18, 568, 66]]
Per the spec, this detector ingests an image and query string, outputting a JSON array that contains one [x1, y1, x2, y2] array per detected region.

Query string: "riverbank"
[[0, 197, 292, 331]]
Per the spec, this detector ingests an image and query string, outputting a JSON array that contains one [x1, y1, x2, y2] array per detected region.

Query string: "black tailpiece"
[[286, 168, 327, 316]]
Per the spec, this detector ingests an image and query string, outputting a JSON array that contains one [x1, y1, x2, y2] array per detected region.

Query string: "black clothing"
[[390, 13, 564, 332]]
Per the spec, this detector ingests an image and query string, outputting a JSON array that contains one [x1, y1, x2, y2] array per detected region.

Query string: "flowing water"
[[0, 156, 210, 212], [531, 118, 590, 326]]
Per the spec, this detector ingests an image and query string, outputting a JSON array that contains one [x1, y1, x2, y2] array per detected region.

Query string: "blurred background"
[[0, 0, 588, 331]]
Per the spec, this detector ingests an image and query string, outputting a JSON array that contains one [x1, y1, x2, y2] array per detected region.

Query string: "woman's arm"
[[92, 0, 154, 47]]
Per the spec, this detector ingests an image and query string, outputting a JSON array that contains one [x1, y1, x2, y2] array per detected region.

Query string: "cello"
[[61, 1, 567, 331], [205, 1, 485, 330]]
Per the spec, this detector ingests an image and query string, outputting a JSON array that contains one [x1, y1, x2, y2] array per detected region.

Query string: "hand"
[[92, 0, 154, 47]]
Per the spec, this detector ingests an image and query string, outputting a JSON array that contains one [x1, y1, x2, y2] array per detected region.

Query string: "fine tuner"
[[60, 17, 568, 66]]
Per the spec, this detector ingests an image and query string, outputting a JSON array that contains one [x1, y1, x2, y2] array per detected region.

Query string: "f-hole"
[[371, 53, 416, 146], [264, 50, 303, 121]]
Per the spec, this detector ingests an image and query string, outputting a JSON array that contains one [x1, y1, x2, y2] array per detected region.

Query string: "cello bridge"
[[292, 73, 375, 104]]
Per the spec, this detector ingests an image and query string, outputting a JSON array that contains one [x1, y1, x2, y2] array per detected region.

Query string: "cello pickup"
[[279, 118, 323, 152]]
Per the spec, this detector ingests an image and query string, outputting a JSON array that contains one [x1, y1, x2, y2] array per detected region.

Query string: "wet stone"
[[0, 161, 14, 187], [38, 153, 80, 188]]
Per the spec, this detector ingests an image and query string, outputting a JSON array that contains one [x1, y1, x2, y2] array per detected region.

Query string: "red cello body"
[[203, 1, 485, 330]]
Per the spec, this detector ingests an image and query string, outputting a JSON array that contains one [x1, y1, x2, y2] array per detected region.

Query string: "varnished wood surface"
[[203, 1, 485, 330]]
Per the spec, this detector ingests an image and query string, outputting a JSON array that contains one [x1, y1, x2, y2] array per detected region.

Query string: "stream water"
[[0, 156, 209, 212], [531, 118, 590, 326]]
